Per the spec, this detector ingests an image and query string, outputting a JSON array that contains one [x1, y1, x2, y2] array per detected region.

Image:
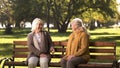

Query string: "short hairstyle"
[[31, 18, 43, 32], [71, 18, 84, 27]]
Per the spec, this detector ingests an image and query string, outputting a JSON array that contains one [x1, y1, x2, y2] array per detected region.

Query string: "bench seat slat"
[[13, 48, 115, 53], [13, 54, 64, 58], [90, 55, 115, 60], [53, 41, 67, 46], [13, 54, 28, 58], [13, 48, 29, 52], [4, 61, 113, 68], [78, 63, 113, 68], [4, 62, 61, 67], [89, 49, 115, 53], [13, 48, 66, 52], [13, 54, 115, 60], [89, 42, 115, 47], [14, 41, 27, 45]]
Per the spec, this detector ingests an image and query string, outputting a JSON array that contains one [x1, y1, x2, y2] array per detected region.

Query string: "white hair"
[[31, 18, 43, 32], [71, 18, 90, 35], [71, 18, 84, 27]]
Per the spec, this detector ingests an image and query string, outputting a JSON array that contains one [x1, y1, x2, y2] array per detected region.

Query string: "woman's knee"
[[40, 57, 48, 64], [28, 63, 37, 68], [28, 57, 38, 66], [67, 59, 73, 65], [61, 58, 66, 64]]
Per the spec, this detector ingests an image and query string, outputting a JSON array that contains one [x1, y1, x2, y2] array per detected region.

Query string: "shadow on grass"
[[0, 28, 71, 39], [90, 32, 117, 35], [50, 31, 71, 37], [0, 28, 30, 39], [0, 43, 12, 57], [90, 36, 120, 42]]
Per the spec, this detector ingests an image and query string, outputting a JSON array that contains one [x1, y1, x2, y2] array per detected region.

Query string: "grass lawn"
[[0, 27, 120, 68]]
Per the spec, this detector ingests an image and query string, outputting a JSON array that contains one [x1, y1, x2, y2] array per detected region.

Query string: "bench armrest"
[[1, 57, 13, 67], [0, 58, 6, 63]]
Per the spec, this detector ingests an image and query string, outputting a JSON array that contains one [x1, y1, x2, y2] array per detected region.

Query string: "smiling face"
[[31, 18, 44, 32], [36, 23, 43, 32]]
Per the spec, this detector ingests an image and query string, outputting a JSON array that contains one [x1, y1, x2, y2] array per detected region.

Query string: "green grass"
[[0, 28, 120, 68]]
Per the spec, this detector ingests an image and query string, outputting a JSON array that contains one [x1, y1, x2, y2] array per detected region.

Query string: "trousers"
[[28, 56, 49, 68], [61, 57, 87, 68]]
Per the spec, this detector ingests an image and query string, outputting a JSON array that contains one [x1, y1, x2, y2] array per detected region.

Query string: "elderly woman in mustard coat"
[[61, 18, 90, 68]]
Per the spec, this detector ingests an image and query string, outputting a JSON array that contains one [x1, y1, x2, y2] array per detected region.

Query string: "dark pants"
[[61, 57, 87, 68]]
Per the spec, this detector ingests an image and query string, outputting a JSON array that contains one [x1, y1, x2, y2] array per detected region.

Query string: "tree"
[[0, 0, 14, 34], [51, 0, 84, 32], [5, 0, 117, 33], [13, 0, 47, 28], [50, 0, 117, 32], [46, 0, 51, 32]]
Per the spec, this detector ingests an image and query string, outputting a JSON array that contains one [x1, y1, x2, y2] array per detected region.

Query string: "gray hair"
[[71, 18, 84, 27], [71, 18, 90, 35], [31, 18, 43, 32]]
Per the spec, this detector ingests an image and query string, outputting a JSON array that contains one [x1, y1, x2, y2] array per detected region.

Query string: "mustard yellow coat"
[[63, 29, 90, 62]]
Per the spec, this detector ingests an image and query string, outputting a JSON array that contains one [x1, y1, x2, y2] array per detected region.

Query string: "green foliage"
[[77, 0, 117, 23], [0, 0, 118, 33]]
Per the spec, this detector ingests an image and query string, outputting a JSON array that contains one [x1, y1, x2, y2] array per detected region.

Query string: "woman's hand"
[[67, 55, 75, 60], [50, 47, 55, 54], [40, 54, 47, 57]]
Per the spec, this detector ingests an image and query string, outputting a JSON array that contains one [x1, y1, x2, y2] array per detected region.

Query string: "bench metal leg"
[[117, 64, 119, 68]]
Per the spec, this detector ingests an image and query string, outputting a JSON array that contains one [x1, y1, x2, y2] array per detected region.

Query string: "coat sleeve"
[[27, 33, 41, 56], [46, 32, 54, 48], [74, 32, 89, 56]]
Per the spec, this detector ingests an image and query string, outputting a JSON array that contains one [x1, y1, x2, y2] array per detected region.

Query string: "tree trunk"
[[58, 24, 68, 33], [4, 23, 13, 34]]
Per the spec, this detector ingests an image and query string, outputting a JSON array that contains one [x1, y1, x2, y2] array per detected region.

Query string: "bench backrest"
[[12, 41, 116, 63]]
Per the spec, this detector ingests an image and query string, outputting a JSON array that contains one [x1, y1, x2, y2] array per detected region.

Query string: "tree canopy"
[[0, 0, 118, 33]]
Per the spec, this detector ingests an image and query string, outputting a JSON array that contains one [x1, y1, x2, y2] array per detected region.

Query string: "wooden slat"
[[53, 41, 61, 45], [13, 54, 115, 59], [89, 42, 116, 47], [13, 41, 116, 47], [90, 55, 115, 60], [13, 41, 27, 45], [13, 48, 66, 52], [13, 54, 63, 58], [13, 48, 115, 53], [51, 55, 64, 58], [4, 62, 61, 67], [59, 41, 67, 46], [78, 63, 113, 68], [55, 48, 66, 52], [13, 48, 113, 54], [89, 49, 115, 53], [13, 49, 115, 54], [13, 54, 28, 58], [4, 61, 113, 68], [53, 41, 67, 46], [4, 62, 26, 66], [13, 53, 115, 60], [13, 48, 29, 52]]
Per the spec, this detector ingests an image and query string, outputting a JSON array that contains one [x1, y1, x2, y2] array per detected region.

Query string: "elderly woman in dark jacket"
[[27, 18, 55, 68]]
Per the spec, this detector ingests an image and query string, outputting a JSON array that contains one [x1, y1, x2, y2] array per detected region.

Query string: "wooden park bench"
[[2, 41, 118, 68]]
